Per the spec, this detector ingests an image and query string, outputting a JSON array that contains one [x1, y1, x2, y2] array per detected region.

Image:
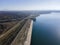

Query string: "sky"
[[0, 0, 60, 10]]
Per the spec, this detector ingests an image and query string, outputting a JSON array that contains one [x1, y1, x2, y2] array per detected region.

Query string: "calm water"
[[31, 13, 60, 45]]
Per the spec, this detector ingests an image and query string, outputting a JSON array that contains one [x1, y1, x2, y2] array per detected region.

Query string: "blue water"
[[31, 13, 60, 45]]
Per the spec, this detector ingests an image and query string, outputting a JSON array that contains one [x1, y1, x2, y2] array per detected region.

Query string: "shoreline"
[[24, 20, 33, 45]]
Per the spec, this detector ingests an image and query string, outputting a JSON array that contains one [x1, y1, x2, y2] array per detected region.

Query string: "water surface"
[[31, 13, 60, 45]]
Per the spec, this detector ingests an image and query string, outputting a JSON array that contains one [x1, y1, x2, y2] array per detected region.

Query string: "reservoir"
[[31, 13, 60, 45]]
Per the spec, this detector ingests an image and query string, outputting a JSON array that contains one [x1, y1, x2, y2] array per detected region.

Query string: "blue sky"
[[0, 0, 60, 10]]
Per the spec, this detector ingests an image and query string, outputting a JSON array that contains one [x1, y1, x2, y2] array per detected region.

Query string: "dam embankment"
[[11, 19, 33, 45]]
